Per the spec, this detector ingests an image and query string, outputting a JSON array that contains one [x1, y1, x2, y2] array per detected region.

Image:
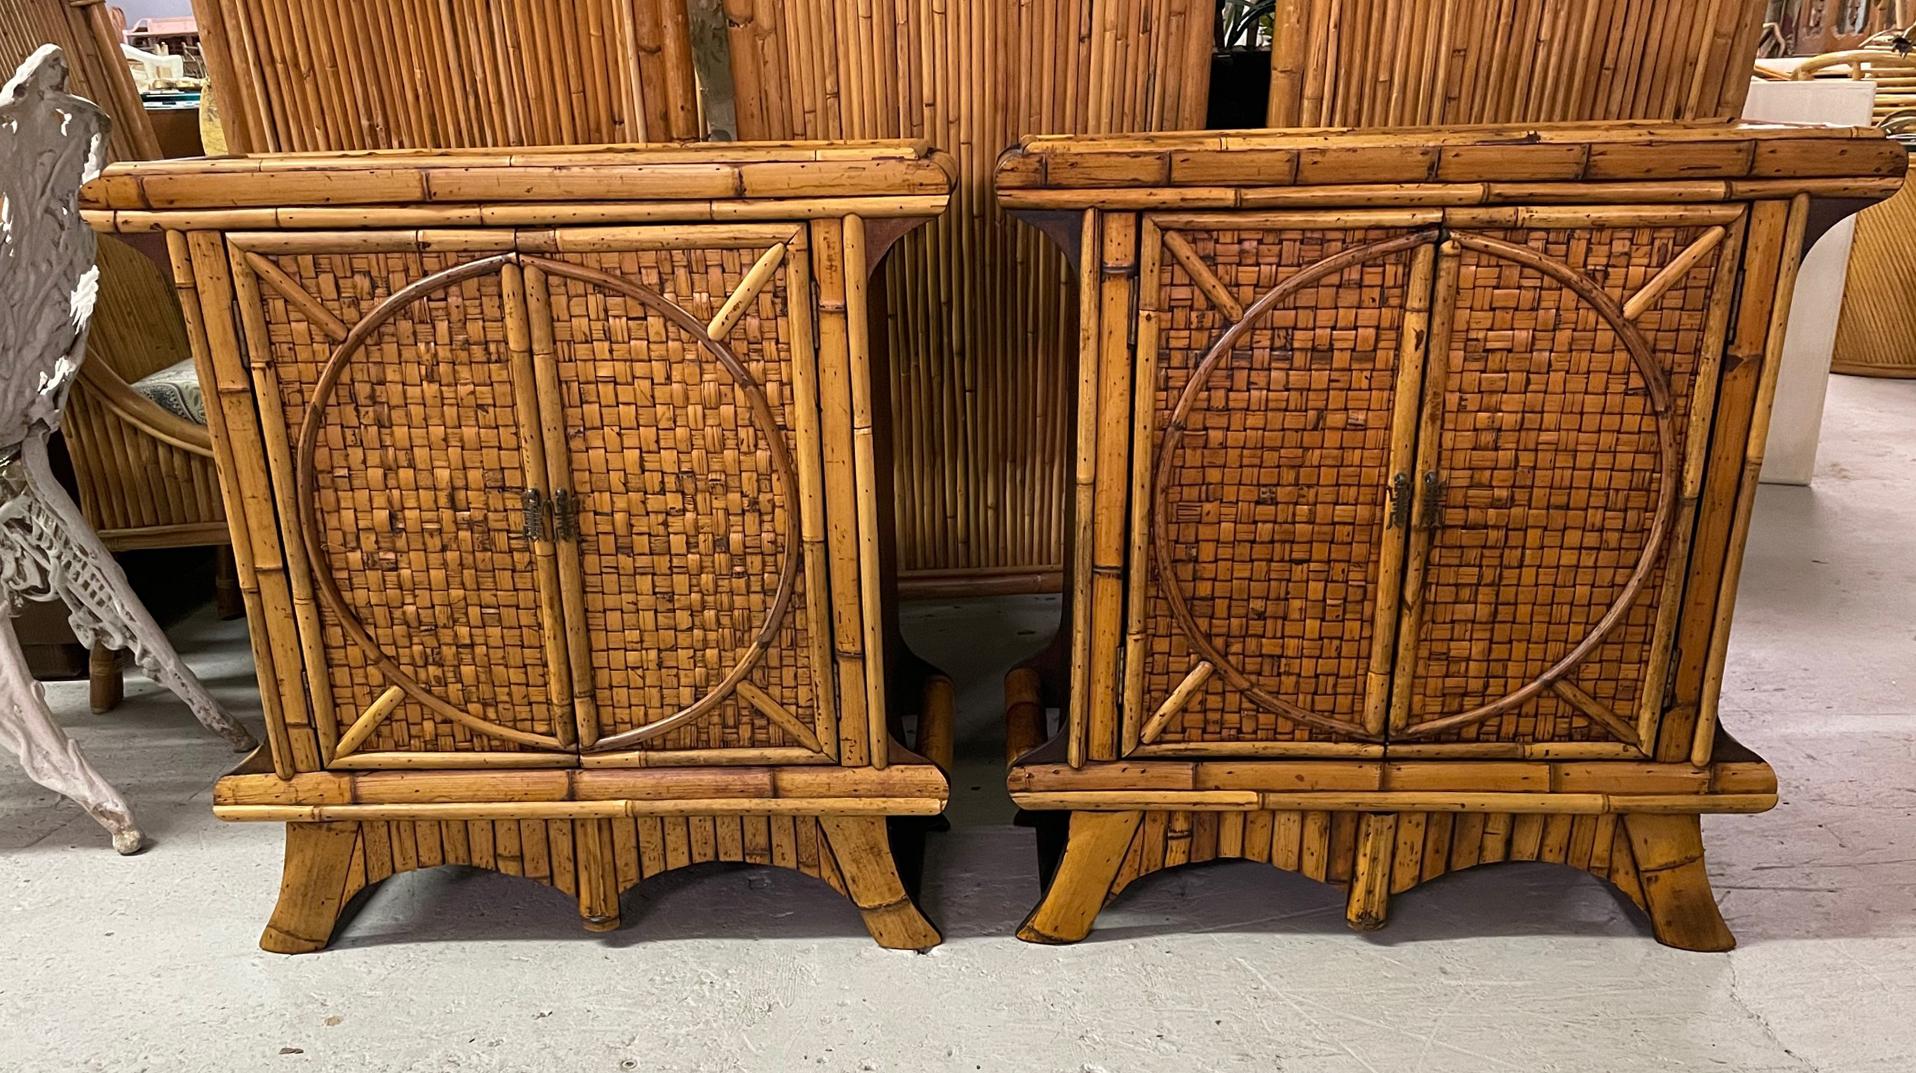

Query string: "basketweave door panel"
[[1389, 216, 1745, 754], [1122, 218, 1442, 757], [525, 228, 835, 760], [227, 240, 577, 765]]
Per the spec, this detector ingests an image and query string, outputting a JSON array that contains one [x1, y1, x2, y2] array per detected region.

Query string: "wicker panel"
[[1267, 0, 1768, 127], [253, 251, 567, 755], [1398, 225, 1725, 746], [541, 248, 821, 752], [1832, 157, 1916, 378], [1137, 227, 1418, 748], [726, 0, 1214, 588]]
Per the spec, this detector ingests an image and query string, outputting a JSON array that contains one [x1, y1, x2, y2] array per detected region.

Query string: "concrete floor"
[[1, 375, 1912, 1072]]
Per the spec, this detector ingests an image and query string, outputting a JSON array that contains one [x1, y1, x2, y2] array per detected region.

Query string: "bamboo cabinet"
[[82, 141, 957, 951], [996, 122, 1906, 950]]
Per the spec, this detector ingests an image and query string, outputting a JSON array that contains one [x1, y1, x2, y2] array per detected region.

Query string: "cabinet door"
[[525, 228, 836, 762], [229, 236, 576, 766], [1121, 216, 1441, 757], [1389, 215, 1743, 755]]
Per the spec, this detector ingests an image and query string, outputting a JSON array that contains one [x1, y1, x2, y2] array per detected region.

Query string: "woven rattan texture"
[[1143, 227, 1418, 746], [1106, 809, 1645, 909], [541, 249, 820, 752], [1402, 225, 1723, 744], [255, 252, 565, 754]]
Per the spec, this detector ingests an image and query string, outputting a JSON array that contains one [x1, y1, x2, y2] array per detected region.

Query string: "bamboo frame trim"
[[332, 685, 406, 761], [214, 797, 944, 822], [1139, 661, 1215, 746], [1007, 790, 1777, 815]]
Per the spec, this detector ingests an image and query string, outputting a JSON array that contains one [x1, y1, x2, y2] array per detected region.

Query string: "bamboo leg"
[[575, 818, 621, 933], [1003, 663, 1047, 763], [916, 672, 954, 772], [1345, 812, 1397, 931], [817, 814, 941, 951], [260, 821, 363, 954], [87, 643, 122, 714], [1016, 809, 1143, 945], [213, 545, 245, 620], [1623, 813, 1735, 952]]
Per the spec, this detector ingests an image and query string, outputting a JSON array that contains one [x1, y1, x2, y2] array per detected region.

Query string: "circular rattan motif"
[[1151, 228, 1679, 742], [293, 253, 801, 754]]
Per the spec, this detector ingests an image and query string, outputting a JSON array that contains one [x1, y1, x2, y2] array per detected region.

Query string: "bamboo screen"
[[1267, 0, 1769, 127], [724, 0, 1215, 591], [190, 0, 703, 152]]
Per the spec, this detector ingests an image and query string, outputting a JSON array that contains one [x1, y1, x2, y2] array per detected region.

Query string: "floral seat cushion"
[[131, 357, 206, 424]]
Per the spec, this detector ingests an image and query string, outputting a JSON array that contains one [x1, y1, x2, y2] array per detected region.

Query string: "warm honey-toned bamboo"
[[92, 141, 955, 951], [1000, 121, 1901, 949], [724, 0, 1214, 590], [1831, 153, 1916, 377], [191, 0, 701, 152], [1268, 0, 1767, 127]]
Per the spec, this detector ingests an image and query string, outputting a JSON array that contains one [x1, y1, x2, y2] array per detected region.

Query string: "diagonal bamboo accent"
[[1623, 227, 1730, 322]]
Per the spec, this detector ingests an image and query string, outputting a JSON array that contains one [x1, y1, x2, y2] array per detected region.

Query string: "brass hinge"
[[521, 487, 546, 541], [1387, 472, 1412, 530], [552, 490, 581, 541], [1420, 471, 1448, 531]]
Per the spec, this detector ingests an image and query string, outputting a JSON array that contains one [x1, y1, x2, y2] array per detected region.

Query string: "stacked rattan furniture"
[[996, 121, 1905, 950], [82, 140, 957, 951]]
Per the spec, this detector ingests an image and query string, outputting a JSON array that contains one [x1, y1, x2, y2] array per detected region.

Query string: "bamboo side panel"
[[318, 813, 844, 909], [247, 250, 569, 755], [1139, 226, 1421, 748], [725, 0, 1215, 586], [1267, 0, 1769, 128], [191, 0, 701, 153], [1106, 809, 1643, 909], [537, 248, 826, 752], [1396, 225, 1729, 746], [1832, 157, 1916, 377]]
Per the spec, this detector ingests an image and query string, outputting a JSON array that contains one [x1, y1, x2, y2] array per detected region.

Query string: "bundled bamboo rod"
[[724, 0, 1215, 591], [1267, 0, 1768, 128], [191, 0, 702, 152]]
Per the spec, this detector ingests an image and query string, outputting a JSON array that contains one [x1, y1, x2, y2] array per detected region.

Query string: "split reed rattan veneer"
[[996, 121, 1905, 950], [82, 140, 957, 951]]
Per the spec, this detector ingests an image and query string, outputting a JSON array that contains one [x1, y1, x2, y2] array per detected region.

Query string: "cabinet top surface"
[[81, 137, 956, 221], [994, 121, 1906, 206]]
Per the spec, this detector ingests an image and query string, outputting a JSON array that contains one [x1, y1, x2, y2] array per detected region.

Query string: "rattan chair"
[[0, 0, 234, 711]]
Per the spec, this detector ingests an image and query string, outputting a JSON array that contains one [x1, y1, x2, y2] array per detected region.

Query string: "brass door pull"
[[1420, 471, 1447, 531], [521, 487, 546, 541], [1388, 472, 1413, 530]]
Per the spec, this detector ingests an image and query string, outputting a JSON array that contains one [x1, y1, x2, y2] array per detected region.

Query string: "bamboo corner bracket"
[[83, 140, 961, 951], [994, 121, 1905, 951]]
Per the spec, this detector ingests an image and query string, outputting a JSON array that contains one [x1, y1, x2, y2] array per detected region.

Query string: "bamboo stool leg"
[[87, 642, 122, 714], [213, 544, 245, 621], [1623, 813, 1736, 952], [817, 815, 941, 951], [1345, 812, 1397, 931], [260, 822, 363, 954], [916, 672, 954, 773], [1016, 810, 1144, 944], [1003, 664, 1047, 764]]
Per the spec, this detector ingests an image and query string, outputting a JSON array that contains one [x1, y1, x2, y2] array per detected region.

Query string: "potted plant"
[[1210, 0, 1275, 127]]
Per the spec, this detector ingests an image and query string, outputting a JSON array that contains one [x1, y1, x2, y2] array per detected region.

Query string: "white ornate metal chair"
[[0, 45, 253, 853]]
